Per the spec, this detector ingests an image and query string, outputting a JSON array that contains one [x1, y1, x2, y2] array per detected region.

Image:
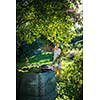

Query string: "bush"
[[56, 49, 83, 100]]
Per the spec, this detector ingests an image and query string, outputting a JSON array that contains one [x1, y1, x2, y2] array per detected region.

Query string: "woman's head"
[[55, 44, 59, 48]]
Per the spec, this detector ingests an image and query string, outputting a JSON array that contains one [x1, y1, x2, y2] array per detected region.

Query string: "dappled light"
[[16, 0, 83, 100]]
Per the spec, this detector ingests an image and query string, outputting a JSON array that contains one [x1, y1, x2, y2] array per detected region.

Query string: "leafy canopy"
[[16, 0, 83, 47]]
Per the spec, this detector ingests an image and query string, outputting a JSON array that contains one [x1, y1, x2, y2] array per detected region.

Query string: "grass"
[[29, 52, 53, 64], [16, 51, 73, 69], [17, 52, 53, 68]]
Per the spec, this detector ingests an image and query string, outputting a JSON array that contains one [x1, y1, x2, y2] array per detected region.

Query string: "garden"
[[16, 0, 83, 100]]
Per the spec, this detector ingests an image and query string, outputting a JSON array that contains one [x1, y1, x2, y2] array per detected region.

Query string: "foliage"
[[16, 0, 83, 100], [16, 0, 83, 60], [56, 49, 83, 100], [17, 48, 83, 100], [16, 37, 47, 62]]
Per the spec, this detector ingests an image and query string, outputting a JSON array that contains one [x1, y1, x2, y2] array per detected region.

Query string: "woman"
[[53, 45, 61, 62], [53, 45, 62, 75]]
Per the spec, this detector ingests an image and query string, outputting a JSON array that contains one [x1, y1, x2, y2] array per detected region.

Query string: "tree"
[[16, 0, 83, 59], [16, 1, 83, 99]]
